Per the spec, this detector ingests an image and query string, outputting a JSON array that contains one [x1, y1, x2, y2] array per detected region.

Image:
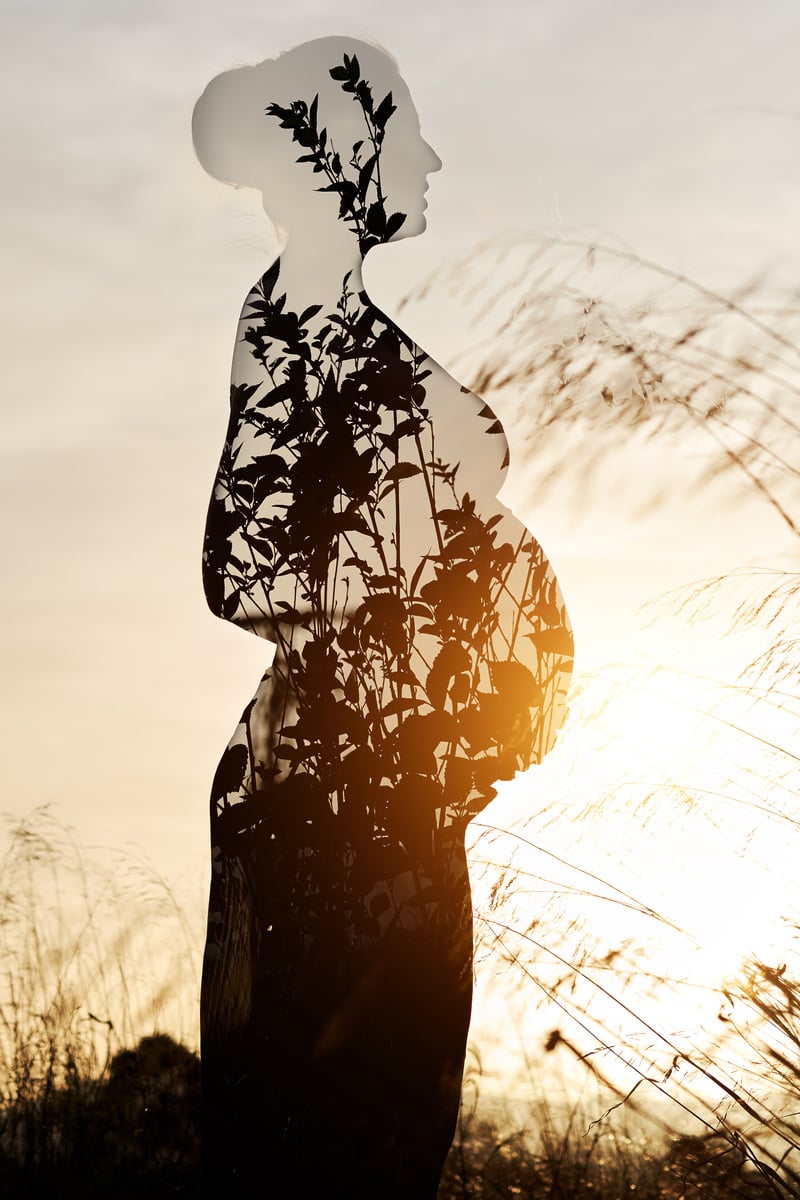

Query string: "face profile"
[[194, 36, 572, 1200], [193, 37, 442, 258]]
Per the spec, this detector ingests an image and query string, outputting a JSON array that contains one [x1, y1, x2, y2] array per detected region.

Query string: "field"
[[3, 242, 800, 1197]]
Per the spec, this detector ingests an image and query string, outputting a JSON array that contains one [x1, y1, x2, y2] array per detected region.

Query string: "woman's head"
[[192, 37, 441, 253]]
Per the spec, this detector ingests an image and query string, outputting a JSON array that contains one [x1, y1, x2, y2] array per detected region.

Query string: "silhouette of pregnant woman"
[[193, 37, 572, 1199]]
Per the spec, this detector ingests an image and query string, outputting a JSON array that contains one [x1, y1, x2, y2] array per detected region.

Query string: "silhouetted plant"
[[0, 811, 203, 1197], [404, 234, 800, 1195], [199, 51, 572, 1197], [0, 1033, 201, 1199], [425, 233, 800, 543], [203, 57, 571, 1027], [266, 54, 407, 253], [7, 235, 800, 1194]]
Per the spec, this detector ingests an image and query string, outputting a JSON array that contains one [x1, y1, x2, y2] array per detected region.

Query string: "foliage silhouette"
[[426, 233, 800, 1194], [3, 1020, 782, 1199], [0, 1033, 201, 1199], [197, 45, 571, 1199], [266, 53, 407, 255]]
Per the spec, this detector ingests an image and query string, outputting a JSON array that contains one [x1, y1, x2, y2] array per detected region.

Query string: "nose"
[[423, 138, 442, 174]]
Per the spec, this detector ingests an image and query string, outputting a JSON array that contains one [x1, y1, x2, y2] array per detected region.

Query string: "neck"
[[271, 219, 366, 309]]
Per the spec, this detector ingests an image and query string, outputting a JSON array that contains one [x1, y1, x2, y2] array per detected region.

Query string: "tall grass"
[[424, 233, 800, 1196], [0, 807, 203, 1193], [404, 232, 800, 544], [4, 240, 800, 1194]]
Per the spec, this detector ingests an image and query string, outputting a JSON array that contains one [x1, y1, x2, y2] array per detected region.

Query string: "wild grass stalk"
[[4, 239, 800, 1195], [0, 807, 202, 1191], [411, 235, 800, 1195]]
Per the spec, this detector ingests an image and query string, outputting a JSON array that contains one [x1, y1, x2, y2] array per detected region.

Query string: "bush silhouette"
[[0, 1034, 201, 1199]]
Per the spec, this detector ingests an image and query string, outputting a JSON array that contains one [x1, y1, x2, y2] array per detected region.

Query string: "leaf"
[[274, 601, 305, 624], [298, 304, 323, 325], [248, 536, 276, 561], [362, 592, 406, 620], [365, 201, 387, 236], [336, 181, 359, 218], [382, 696, 423, 718], [525, 627, 575, 657], [211, 743, 249, 800], [373, 92, 396, 129], [222, 590, 240, 620], [385, 211, 407, 239], [425, 641, 472, 709], [408, 556, 431, 597], [273, 744, 302, 762], [383, 462, 422, 483], [355, 79, 373, 113], [342, 555, 374, 575], [342, 670, 360, 704], [457, 706, 492, 753], [358, 154, 377, 194], [488, 660, 542, 706]]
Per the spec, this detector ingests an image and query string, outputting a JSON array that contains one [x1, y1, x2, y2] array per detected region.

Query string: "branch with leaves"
[[266, 53, 407, 254]]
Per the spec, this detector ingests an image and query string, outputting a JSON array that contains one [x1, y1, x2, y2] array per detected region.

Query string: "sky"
[[2, 1, 800, 1061]]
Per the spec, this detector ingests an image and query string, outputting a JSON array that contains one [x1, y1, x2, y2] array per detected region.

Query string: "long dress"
[[200, 259, 572, 1198]]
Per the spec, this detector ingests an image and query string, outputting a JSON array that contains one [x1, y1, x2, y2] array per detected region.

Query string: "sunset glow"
[[4, 2, 800, 1191]]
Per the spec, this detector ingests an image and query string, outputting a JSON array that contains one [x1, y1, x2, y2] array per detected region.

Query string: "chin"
[[396, 212, 426, 241]]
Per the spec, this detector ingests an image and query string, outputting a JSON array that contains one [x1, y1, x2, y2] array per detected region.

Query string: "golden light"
[[466, 644, 800, 1122]]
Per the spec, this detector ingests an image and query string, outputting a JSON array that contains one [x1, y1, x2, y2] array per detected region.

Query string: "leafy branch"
[[266, 53, 407, 254]]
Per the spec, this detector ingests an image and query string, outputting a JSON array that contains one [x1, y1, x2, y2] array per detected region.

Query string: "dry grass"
[[0, 807, 202, 1194], [4, 239, 800, 1194]]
